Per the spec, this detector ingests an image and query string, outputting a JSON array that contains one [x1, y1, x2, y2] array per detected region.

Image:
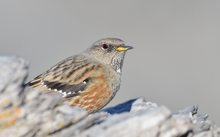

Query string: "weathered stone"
[[0, 56, 29, 111], [78, 106, 172, 137]]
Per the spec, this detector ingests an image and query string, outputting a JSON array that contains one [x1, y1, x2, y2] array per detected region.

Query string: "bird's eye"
[[102, 44, 109, 50]]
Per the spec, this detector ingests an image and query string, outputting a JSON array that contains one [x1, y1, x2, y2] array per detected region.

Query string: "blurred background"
[[0, 0, 220, 123]]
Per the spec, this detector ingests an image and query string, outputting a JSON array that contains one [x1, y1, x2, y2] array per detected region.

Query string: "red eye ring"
[[102, 44, 108, 49]]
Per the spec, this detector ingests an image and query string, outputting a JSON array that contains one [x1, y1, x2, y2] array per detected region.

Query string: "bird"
[[26, 38, 133, 113]]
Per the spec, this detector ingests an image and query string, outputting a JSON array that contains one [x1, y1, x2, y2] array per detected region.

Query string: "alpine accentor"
[[26, 38, 133, 113]]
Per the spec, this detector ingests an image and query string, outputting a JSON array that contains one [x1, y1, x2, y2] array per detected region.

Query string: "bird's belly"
[[68, 72, 113, 113]]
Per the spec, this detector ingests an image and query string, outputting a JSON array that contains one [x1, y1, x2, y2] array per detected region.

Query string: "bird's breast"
[[68, 65, 118, 113]]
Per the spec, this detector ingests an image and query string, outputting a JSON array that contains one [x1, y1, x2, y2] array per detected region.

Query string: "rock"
[[0, 56, 29, 110], [0, 56, 219, 137], [78, 106, 172, 137], [0, 56, 29, 130]]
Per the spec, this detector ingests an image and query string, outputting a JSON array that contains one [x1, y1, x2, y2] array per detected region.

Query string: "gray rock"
[[0, 56, 28, 93], [0, 56, 29, 111], [78, 106, 172, 137]]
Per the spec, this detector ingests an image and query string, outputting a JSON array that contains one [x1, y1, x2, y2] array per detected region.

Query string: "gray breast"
[[105, 66, 121, 97]]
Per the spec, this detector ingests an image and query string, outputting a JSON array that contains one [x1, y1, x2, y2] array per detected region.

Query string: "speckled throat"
[[111, 52, 126, 74]]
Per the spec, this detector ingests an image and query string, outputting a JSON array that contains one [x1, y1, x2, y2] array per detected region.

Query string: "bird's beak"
[[115, 45, 134, 52]]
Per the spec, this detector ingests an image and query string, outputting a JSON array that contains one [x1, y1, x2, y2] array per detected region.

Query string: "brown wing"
[[26, 55, 99, 96]]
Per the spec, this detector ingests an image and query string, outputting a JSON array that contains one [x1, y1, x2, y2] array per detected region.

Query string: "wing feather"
[[26, 55, 97, 96], [43, 79, 90, 98]]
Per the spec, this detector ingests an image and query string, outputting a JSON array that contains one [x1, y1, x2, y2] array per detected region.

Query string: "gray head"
[[86, 38, 133, 73]]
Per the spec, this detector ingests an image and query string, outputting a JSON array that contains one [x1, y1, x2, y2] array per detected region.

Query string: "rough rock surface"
[[0, 56, 219, 137]]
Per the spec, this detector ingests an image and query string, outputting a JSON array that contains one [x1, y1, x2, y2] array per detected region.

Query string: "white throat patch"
[[116, 68, 121, 74]]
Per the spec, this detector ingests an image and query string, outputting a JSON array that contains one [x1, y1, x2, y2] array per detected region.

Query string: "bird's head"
[[86, 38, 133, 73]]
